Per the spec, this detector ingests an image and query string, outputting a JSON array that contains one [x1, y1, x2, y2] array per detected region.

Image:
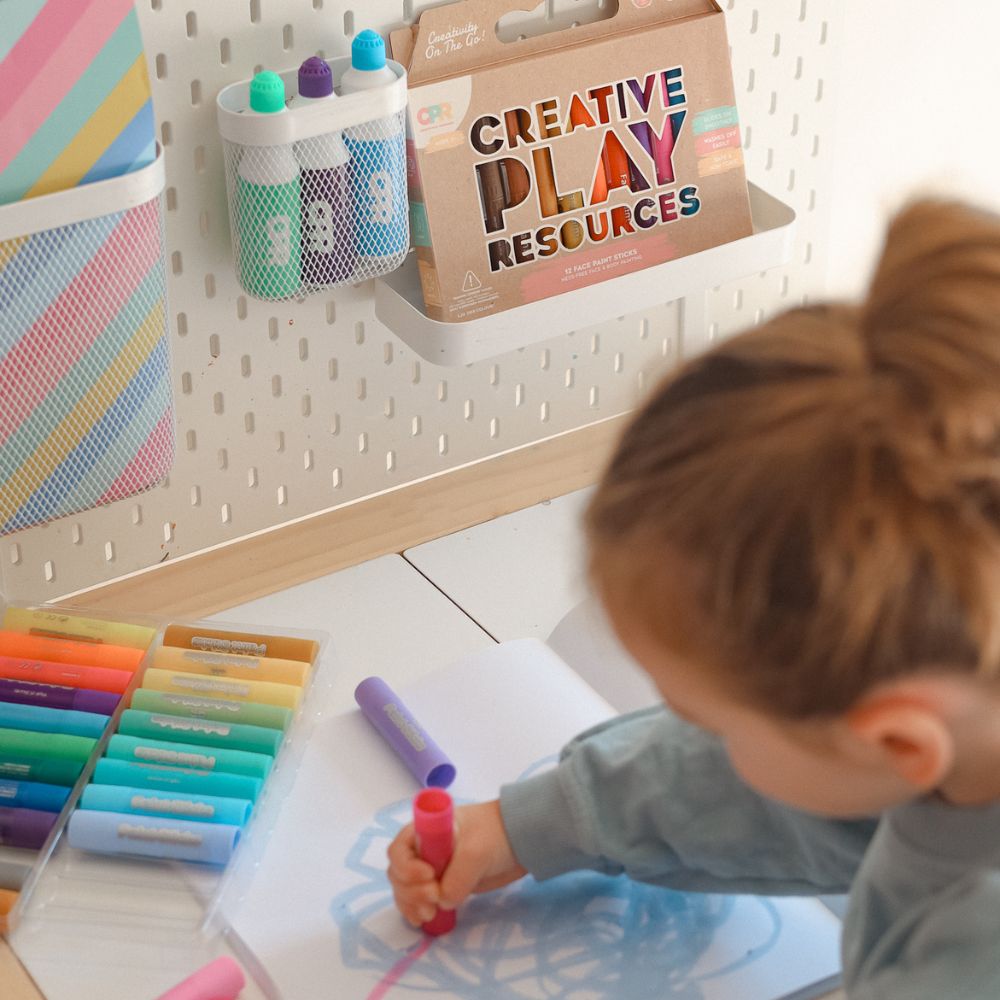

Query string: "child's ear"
[[844, 695, 955, 791]]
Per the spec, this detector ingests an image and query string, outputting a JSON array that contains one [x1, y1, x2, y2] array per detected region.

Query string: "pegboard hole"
[[565, 369, 575, 389], [218, 449, 229, 470], [328, 359, 339, 381], [241, 354, 252, 377], [220, 38, 232, 64], [248, 467, 259, 488], [355, 321, 365, 345], [304, 450, 314, 472], [155, 54, 167, 79], [177, 312, 188, 336], [358, 433, 369, 455], [384, 398, 395, 418], [269, 317, 279, 340], [540, 402, 550, 423], [490, 364, 500, 387], [411, 416, 422, 436], [199, 210, 211, 238], [194, 145, 206, 173], [325, 301, 336, 324], [9, 544, 21, 566], [221, 504, 232, 525], [437, 381, 448, 403], [589, 387, 599, 408], [277, 486, 288, 506], [190, 79, 202, 106], [313, 0, 323, 8], [163, 522, 174, 543], [250, 0, 262, 24], [186, 429, 197, 451], [44, 560, 56, 582], [490, 418, 500, 439], [540, 348, 550, 370], [213, 392, 225, 415], [161, 121, 173, 146], [386, 451, 396, 473], [438, 434, 449, 456], [411, 362, 421, 385], [190, 486, 201, 507], [343, 10, 355, 36], [171, 250, 183, 275], [283, 24, 294, 49], [185, 10, 198, 36], [245, 412, 255, 434], [384, 342, 393, 365], [590, 335, 600, 355], [166, 187, 178, 211], [299, 338, 309, 361], [181, 372, 193, 394], [272, 375, 283, 398], [72, 525, 83, 545], [275, 431, 285, 453], [333, 468, 343, 489], [357, 378, 367, 401], [515, 383, 525, 407], [302, 395, 312, 417], [204, 273, 217, 299], [104, 543, 116, 564], [639, 318, 650, 340], [464, 400, 474, 421], [614, 352, 624, 373], [209, 334, 221, 358], [131, 505, 144, 526], [331, 414, 341, 436]]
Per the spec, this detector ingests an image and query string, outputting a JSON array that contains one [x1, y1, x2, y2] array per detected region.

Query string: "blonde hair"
[[587, 200, 1000, 717]]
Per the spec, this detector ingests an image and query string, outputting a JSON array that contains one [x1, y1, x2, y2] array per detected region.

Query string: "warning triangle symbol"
[[463, 270, 482, 292]]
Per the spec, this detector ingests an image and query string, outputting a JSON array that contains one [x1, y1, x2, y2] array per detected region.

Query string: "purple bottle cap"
[[298, 56, 333, 99], [0, 806, 59, 850], [354, 677, 456, 788], [71, 687, 121, 716]]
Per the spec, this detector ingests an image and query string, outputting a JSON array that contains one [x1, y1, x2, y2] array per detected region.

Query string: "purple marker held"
[[354, 677, 456, 788], [290, 57, 355, 286], [0, 678, 119, 716]]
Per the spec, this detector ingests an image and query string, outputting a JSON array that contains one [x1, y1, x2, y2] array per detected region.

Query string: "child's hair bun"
[[862, 199, 1000, 418]]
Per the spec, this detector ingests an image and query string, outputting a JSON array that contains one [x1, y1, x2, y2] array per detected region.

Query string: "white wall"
[[827, 2, 1000, 298]]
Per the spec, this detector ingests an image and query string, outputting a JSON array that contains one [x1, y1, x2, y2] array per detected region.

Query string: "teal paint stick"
[[106, 734, 272, 780], [92, 758, 263, 802], [0, 701, 108, 740], [80, 784, 253, 827], [118, 709, 282, 757]]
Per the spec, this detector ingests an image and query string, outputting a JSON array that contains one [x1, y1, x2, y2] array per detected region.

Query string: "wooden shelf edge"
[[61, 416, 629, 620]]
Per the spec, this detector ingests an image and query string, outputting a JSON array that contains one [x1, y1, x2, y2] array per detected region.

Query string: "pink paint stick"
[[155, 956, 245, 1000], [414, 788, 456, 936]]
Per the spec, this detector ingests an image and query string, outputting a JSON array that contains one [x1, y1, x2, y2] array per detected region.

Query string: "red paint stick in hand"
[[414, 788, 457, 936]]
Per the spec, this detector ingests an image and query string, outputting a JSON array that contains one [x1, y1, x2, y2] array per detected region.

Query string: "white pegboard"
[[0, 0, 841, 601]]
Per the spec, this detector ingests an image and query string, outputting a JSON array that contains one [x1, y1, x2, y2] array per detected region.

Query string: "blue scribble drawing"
[[329, 783, 784, 999]]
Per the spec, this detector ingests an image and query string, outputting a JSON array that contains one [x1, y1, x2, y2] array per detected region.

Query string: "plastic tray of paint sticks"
[[0, 149, 175, 536], [217, 56, 409, 302], [1, 604, 331, 943], [0, 602, 161, 934]]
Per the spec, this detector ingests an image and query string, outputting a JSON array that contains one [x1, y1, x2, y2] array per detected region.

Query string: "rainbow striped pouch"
[[0, 151, 173, 535], [0, 0, 156, 205]]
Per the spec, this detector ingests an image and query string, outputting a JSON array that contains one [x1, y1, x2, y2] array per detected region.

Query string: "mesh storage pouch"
[[0, 150, 174, 535], [217, 58, 410, 302]]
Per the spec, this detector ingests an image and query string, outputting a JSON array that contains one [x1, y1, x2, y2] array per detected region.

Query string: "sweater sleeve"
[[499, 705, 877, 895]]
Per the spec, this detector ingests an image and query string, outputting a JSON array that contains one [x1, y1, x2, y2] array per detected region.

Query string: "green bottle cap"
[[249, 71, 286, 114]]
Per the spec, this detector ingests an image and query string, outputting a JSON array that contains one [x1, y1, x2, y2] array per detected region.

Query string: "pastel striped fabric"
[[0, 0, 155, 205], [0, 197, 174, 534]]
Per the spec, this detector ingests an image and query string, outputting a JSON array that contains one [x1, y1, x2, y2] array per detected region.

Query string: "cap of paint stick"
[[354, 676, 456, 788]]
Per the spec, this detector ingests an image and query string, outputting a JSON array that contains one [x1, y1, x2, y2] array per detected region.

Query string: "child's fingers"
[[386, 823, 436, 884]]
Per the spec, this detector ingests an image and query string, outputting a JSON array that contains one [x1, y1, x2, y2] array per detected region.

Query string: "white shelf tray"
[[375, 182, 797, 367]]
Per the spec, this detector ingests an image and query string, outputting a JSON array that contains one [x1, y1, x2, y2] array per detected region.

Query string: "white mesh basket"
[[217, 58, 410, 301], [0, 150, 174, 536]]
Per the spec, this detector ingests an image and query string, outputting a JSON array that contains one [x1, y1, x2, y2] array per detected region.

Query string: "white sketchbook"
[[220, 638, 843, 1000]]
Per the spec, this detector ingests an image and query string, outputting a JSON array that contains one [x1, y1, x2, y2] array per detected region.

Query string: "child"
[[388, 200, 1000, 998]]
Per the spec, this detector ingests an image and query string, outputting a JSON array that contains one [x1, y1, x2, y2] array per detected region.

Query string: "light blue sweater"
[[500, 706, 1000, 999]]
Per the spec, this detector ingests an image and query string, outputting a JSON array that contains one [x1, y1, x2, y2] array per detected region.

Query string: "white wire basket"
[[0, 149, 174, 536], [217, 57, 410, 302]]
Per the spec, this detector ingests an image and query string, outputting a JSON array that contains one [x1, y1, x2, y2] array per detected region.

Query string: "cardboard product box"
[[390, 0, 754, 325]]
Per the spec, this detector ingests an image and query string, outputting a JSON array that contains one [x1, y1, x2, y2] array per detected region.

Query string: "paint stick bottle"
[[289, 57, 355, 286]]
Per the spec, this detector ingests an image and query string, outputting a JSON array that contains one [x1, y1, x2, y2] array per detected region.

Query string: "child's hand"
[[387, 799, 528, 926]]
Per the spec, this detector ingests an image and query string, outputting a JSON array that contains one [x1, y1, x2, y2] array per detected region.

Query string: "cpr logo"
[[417, 103, 453, 126]]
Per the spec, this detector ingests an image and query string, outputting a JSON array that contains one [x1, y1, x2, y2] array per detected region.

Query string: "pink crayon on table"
[[414, 788, 457, 936], [155, 956, 245, 1000]]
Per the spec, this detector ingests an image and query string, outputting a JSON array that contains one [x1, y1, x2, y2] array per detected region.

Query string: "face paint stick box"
[[390, 0, 753, 324]]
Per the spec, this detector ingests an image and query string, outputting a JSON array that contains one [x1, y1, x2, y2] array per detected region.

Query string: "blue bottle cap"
[[249, 70, 286, 114], [352, 29, 387, 72]]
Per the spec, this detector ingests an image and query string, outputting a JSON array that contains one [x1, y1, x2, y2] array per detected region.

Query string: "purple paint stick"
[[0, 806, 58, 849], [354, 677, 456, 788], [290, 57, 355, 286], [0, 678, 119, 715]]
